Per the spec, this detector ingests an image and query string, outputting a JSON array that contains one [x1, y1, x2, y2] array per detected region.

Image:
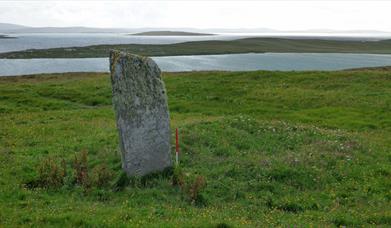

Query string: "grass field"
[[1, 37, 391, 59], [0, 69, 390, 226]]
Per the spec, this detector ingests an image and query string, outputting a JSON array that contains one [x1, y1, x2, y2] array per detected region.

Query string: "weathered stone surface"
[[109, 51, 172, 176]]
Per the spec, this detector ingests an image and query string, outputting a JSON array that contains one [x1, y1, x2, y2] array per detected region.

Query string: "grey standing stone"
[[109, 51, 172, 176]]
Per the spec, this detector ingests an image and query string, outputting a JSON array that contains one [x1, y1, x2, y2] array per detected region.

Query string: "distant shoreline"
[[130, 31, 214, 36], [1, 65, 391, 78], [1, 37, 391, 59]]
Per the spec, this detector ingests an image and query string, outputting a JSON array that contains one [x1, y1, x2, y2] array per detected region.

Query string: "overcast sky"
[[1, 1, 391, 31]]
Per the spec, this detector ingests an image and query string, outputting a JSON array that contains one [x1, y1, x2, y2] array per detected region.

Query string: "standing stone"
[[109, 51, 172, 176]]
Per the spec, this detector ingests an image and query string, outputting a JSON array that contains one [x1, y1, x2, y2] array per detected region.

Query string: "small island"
[[0, 34, 15, 39], [130, 31, 214, 36]]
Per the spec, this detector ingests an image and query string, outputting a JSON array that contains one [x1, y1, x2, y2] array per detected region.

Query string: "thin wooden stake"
[[175, 128, 179, 165]]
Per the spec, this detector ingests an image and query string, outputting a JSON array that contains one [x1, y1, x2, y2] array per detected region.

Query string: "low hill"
[[2, 37, 391, 59], [131, 31, 214, 36], [0, 22, 29, 31]]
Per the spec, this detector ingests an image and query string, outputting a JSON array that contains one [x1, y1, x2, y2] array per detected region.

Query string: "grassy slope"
[[1, 37, 391, 58], [0, 70, 390, 226]]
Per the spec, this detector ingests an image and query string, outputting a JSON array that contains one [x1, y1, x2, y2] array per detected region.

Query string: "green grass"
[[0, 69, 390, 226], [1, 37, 391, 58]]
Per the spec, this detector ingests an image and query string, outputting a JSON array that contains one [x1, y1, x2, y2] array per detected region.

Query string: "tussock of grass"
[[0, 70, 390, 226]]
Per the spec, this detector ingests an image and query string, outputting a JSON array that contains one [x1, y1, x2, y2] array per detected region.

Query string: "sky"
[[0, 1, 391, 31]]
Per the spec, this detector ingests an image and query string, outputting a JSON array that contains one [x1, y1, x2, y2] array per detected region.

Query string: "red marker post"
[[175, 128, 179, 165]]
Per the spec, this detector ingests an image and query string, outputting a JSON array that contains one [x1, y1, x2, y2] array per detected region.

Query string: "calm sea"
[[1, 53, 391, 76]]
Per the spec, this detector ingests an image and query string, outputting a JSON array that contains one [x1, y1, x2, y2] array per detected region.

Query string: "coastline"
[[1, 37, 391, 59]]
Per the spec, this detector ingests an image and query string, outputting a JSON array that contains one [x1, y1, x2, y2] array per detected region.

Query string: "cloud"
[[0, 1, 390, 31]]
